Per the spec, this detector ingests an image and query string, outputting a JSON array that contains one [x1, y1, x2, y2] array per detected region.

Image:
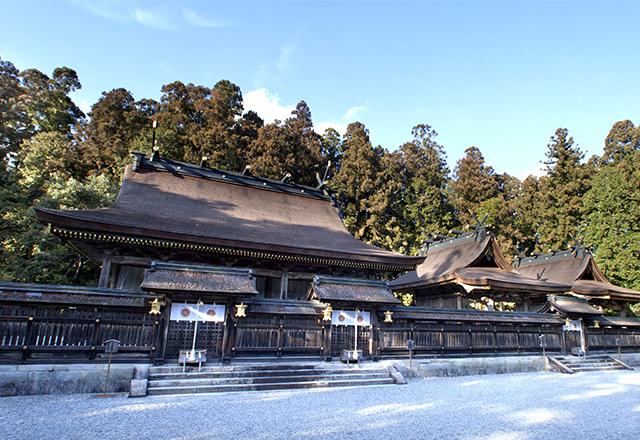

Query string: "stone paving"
[[1, 369, 639, 440]]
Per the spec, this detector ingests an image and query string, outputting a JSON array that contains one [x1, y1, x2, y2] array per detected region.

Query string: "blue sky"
[[2, 0, 638, 180]]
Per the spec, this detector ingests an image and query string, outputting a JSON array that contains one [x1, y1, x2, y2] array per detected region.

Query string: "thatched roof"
[[390, 229, 569, 294], [310, 276, 401, 306], [0, 282, 152, 307], [140, 262, 258, 296], [387, 306, 562, 324], [538, 295, 604, 316], [36, 153, 421, 273], [515, 248, 640, 301]]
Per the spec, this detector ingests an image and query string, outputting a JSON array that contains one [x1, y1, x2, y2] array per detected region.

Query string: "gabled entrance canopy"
[[309, 276, 401, 306], [140, 262, 259, 297]]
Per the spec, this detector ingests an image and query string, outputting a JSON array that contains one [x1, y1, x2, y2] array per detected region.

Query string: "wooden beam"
[[98, 256, 112, 288]]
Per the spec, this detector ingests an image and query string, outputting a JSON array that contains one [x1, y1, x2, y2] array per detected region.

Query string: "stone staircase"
[[549, 354, 633, 374], [145, 362, 397, 396]]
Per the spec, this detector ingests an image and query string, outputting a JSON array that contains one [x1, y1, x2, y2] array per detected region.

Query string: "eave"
[[48, 226, 417, 273]]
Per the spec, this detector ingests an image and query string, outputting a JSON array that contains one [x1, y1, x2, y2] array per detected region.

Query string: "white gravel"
[[1, 369, 639, 440]]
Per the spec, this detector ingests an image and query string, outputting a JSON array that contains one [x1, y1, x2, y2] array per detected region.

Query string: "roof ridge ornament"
[[316, 160, 332, 189]]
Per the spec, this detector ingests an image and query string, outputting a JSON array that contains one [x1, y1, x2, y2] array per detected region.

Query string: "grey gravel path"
[[1, 370, 639, 440]]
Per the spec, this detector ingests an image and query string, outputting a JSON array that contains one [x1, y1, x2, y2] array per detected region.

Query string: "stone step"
[[563, 360, 617, 367], [149, 364, 319, 374], [148, 372, 391, 388], [550, 355, 632, 374], [570, 365, 626, 372], [148, 368, 380, 381], [147, 377, 395, 395]]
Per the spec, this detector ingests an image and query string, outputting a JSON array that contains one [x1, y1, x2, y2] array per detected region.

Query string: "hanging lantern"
[[235, 302, 247, 318], [593, 320, 600, 328], [565, 317, 571, 327], [322, 304, 333, 321], [383, 310, 394, 323], [149, 297, 166, 315]]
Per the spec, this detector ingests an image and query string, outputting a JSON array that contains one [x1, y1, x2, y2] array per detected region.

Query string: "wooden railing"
[[2, 282, 639, 364], [0, 283, 160, 364]]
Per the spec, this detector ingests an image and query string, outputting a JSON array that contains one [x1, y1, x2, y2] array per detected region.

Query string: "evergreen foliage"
[[583, 120, 640, 291], [0, 56, 639, 315]]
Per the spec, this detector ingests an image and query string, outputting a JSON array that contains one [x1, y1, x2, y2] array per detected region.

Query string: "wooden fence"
[[1, 283, 639, 364], [0, 284, 160, 364]]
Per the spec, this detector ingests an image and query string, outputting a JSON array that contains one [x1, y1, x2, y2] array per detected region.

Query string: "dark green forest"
[[1, 57, 639, 313]]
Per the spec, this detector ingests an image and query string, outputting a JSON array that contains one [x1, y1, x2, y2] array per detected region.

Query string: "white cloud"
[[343, 105, 368, 120], [72, 1, 224, 31], [243, 89, 370, 140], [70, 0, 129, 23], [157, 62, 173, 78], [518, 165, 545, 181], [315, 120, 349, 136], [276, 45, 295, 72], [133, 7, 175, 30], [78, 99, 92, 115], [315, 105, 370, 137], [182, 8, 229, 28], [243, 89, 295, 123]]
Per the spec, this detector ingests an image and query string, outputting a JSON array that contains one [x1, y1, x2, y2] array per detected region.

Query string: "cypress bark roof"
[[389, 229, 570, 294], [310, 276, 401, 305], [538, 295, 604, 316], [515, 248, 640, 301], [140, 262, 259, 296], [0, 282, 153, 307], [35, 153, 422, 272]]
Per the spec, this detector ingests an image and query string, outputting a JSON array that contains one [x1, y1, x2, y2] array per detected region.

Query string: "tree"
[[0, 133, 117, 285], [0, 58, 28, 161], [78, 88, 157, 177], [246, 101, 325, 185], [320, 128, 342, 181], [19, 66, 84, 136], [333, 122, 386, 243], [391, 124, 453, 253], [0, 59, 84, 163], [451, 146, 499, 227], [534, 128, 592, 251], [583, 120, 640, 295], [155, 80, 245, 166]]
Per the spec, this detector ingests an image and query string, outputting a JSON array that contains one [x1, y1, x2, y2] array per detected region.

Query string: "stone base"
[[0, 364, 147, 397], [393, 355, 546, 378]]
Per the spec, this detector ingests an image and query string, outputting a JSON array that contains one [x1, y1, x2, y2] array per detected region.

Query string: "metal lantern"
[[383, 310, 394, 323], [149, 297, 166, 315], [235, 302, 247, 318], [322, 304, 333, 321], [593, 320, 600, 328]]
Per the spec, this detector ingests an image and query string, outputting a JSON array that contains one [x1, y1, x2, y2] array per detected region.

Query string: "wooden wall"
[[0, 303, 160, 363], [2, 290, 639, 364]]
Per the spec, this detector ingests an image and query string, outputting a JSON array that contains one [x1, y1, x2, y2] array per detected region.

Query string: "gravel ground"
[[1, 370, 639, 440]]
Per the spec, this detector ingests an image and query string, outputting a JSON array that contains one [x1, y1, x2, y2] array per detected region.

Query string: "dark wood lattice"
[[165, 320, 224, 360], [330, 325, 371, 357]]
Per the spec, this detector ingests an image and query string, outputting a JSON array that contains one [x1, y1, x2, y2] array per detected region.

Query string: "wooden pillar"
[[279, 270, 289, 300], [98, 256, 112, 288], [154, 299, 172, 365], [323, 321, 333, 361], [370, 309, 379, 361], [221, 299, 235, 363], [109, 264, 121, 289]]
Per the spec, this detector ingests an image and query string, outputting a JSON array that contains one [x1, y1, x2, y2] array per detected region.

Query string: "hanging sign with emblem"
[[563, 319, 582, 332], [170, 303, 225, 322], [331, 310, 371, 327]]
